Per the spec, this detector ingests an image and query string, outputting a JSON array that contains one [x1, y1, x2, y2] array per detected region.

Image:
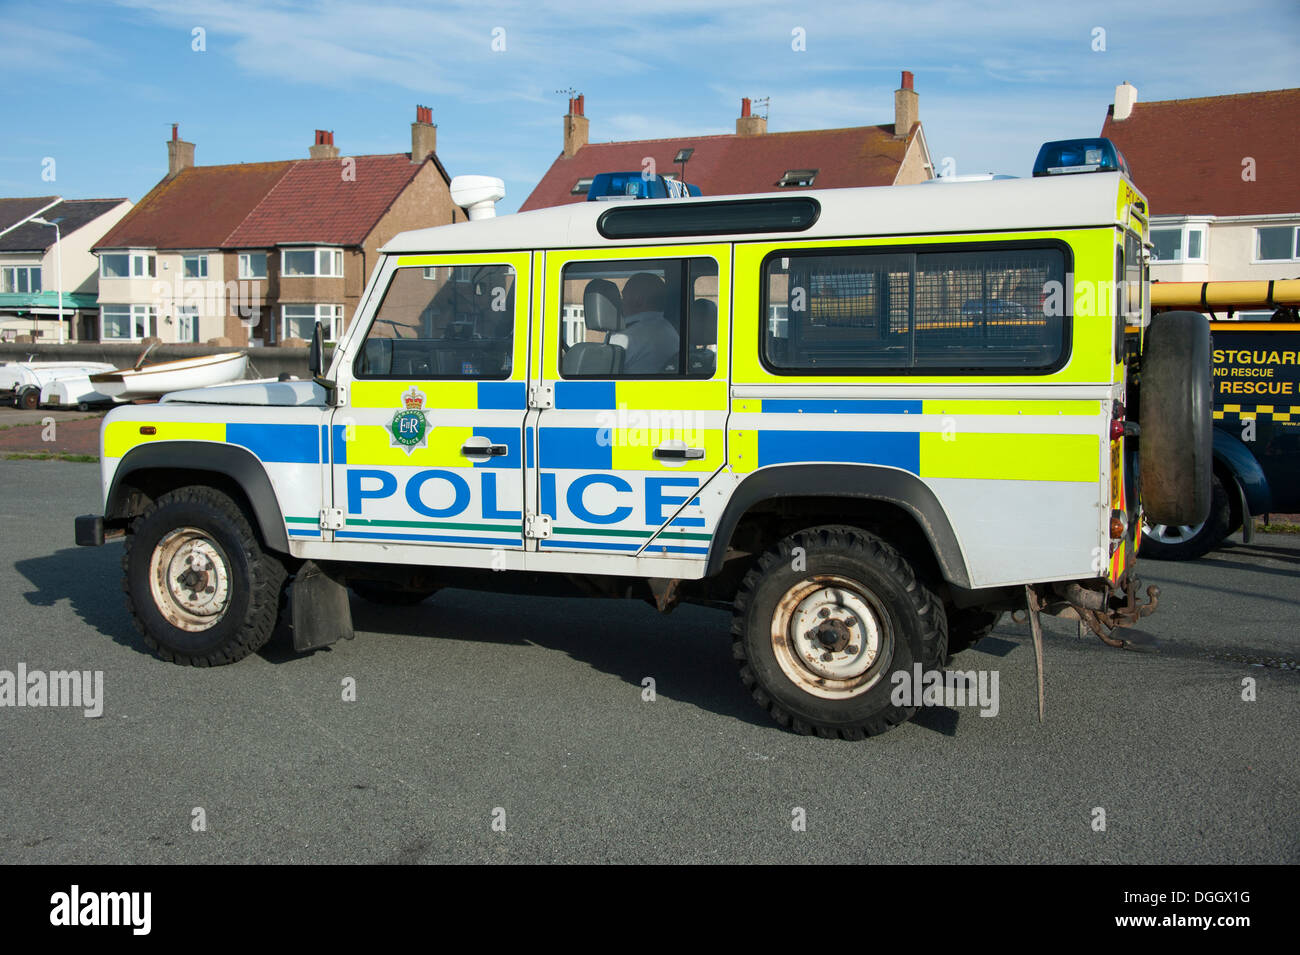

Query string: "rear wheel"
[[124, 485, 286, 665], [17, 386, 38, 410], [1140, 473, 1231, 561], [732, 525, 946, 740]]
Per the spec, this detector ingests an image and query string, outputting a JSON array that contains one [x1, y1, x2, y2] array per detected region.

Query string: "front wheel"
[[732, 525, 947, 740], [123, 485, 287, 665], [1140, 473, 1232, 561]]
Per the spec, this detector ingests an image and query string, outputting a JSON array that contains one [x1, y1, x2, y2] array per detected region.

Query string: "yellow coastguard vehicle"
[[75, 138, 1211, 739]]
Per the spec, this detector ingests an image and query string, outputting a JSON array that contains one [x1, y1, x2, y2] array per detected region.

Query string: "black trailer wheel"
[[732, 525, 947, 740], [123, 485, 287, 665], [1139, 311, 1212, 525]]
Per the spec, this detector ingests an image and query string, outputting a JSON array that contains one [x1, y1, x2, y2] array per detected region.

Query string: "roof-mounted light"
[[1032, 138, 1129, 177], [586, 171, 702, 201]]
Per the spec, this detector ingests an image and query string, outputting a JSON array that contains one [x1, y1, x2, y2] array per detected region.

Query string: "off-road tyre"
[[732, 525, 947, 740], [123, 485, 287, 665]]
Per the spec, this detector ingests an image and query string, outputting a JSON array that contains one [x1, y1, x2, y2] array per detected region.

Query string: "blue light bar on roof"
[[586, 171, 703, 201], [1032, 138, 1129, 177]]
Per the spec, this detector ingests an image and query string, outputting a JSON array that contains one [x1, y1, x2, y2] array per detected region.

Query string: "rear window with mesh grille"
[[762, 243, 1069, 374]]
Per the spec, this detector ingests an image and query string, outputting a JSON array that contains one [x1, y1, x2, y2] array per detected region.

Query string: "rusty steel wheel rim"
[[148, 527, 232, 632], [770, 575, 894, 700]]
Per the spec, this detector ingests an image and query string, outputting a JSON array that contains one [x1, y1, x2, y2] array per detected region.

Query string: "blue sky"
[[2, 0, 1297, 215]]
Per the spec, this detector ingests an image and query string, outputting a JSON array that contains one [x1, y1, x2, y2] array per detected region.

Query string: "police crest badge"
[[389, 386, 429, 454]]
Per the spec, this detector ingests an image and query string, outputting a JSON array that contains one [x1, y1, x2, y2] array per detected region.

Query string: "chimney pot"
[[411, 105, 437, 163], [309, 129, 340, 160], [894, 71, 919, 139], [167, 128, 195, 178], [736, 98, 766, 135], [563, 93, 589, 157]]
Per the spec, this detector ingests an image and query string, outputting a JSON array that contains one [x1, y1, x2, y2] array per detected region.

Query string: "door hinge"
[[525, 513, 552, 539], [528, 383, 554, 409], [319, 507, 345, 530]]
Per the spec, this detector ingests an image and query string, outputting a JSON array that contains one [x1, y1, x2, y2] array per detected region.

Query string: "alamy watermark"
[[0, 664, 103, 717], [890, 663, 999, 717]]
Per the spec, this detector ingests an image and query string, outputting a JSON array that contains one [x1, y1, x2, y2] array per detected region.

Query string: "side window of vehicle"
[[763, 244, 1068, 373], [354, 265, 515, 379], [559, 257, 719, 379]]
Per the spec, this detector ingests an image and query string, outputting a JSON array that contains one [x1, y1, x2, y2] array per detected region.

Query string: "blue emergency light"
[[586, 172, 702, 201], [1032, 138, 1129, 177]]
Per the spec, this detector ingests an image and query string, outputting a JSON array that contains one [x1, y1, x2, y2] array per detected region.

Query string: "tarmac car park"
[[74, 138, 1214, 740]]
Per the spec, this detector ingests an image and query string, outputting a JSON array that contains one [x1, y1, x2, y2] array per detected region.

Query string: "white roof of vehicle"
[[382, 172, 1134, 254]]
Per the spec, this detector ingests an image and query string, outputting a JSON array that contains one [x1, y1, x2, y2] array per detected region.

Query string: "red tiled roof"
[[520, 124, 916, 211], [96, 161, 294, 249], [95, 153, 438, 251], [1101, 88, 1300, 217], [225, 154, 425, 247]]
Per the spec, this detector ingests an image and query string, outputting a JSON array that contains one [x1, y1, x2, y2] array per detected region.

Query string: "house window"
[[99, 254, 129, 278], [238, 253, 267, 279], [100, 304, 155, 341], [1, 266, 41, 293], [183, 254, 208, 279], [777, 169, 819, 188], [1149, 225, 1207, 263], [1256, 226, 1299, 262], [282, 247, 344, 277], [282, 304, 342, 342], [131, 253, 156, 278], [572, 177, 593, 195]]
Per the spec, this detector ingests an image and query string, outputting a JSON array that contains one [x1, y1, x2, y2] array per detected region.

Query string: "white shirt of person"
[[620, 311, 679, 374]]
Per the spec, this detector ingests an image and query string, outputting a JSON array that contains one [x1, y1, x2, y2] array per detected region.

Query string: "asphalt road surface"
[[2, 459, 1296, 864]]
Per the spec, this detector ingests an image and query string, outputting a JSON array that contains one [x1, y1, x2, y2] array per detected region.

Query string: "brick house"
[[93, 106, 461, 345], [521, 71, 933, 211], [1101, 83, 1300, 318]]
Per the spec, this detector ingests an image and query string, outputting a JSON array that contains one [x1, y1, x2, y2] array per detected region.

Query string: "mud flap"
[[291, 560, 354, 652]]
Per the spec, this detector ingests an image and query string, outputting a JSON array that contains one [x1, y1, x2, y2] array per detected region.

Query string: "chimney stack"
[[736, 97, 767, 135], [894, 70, 918, 139], [411, 104, 437, 163], [1112, 81, 1138, 121], [166, 123, 195, 179], [309, 129, 339, 160], [563, 94, 588, 158]]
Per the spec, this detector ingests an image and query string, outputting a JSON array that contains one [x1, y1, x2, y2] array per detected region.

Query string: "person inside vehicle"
[[619, 272, 679, 373]]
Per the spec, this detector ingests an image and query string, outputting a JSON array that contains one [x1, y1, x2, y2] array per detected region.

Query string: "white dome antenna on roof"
[[450, 175, 506, 220]]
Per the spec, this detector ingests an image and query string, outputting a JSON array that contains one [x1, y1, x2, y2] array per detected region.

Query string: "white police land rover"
[[76, 140, 1212, 739]]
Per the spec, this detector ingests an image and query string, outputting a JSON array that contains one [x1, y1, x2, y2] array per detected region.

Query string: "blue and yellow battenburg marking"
[[1214, 404, 1300, 422], [727, 398, 1103, 482]]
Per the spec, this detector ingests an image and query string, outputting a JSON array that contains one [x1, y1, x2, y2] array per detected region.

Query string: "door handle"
[[462, 442, 508, 456], [653, 446, 705, 460]]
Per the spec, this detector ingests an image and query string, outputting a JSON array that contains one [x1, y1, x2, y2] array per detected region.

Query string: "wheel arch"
[[107, 441, 290, 553], [1211, 425, 1272, 518], [706, 464, 972, 589]]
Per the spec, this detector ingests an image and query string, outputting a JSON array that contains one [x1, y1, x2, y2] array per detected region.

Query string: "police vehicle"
[[74, 138, 1212, 739]]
